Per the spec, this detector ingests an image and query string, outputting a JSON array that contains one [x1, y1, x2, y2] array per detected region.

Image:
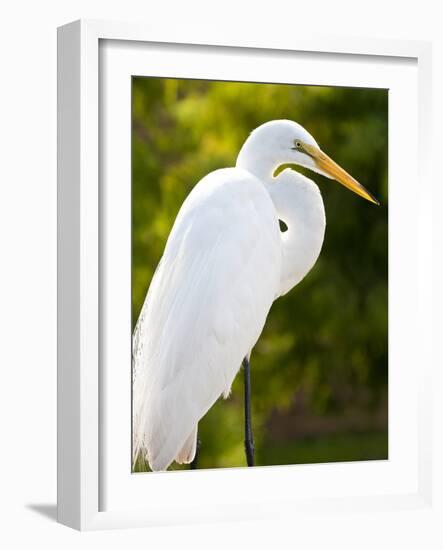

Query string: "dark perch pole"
[[190, 437, 201, 469], [243, 356, 255, 466]]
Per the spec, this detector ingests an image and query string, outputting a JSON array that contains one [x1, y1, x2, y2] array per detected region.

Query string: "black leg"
[[243, 356, 255, 466], [190, 436, 201, 470]]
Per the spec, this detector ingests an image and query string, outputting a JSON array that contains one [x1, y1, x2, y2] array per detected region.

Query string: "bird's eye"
[[291, 140, 303, 151]]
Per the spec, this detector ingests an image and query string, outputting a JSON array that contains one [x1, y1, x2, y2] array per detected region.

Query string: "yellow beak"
[[303, 143, 380, 205]]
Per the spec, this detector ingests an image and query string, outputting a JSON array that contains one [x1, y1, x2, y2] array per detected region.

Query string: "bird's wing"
[[132, 168, 282, 470]]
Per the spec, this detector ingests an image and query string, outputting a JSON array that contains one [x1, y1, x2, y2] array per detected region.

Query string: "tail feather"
[[175, 426, 198, 465]]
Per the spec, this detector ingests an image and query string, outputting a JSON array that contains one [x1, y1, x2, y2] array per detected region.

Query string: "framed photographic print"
[[57, 20, 436, 532]]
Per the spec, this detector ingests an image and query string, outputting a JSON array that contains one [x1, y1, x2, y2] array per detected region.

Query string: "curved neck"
[[269, 170, 326, 296], [237, 141, 326, 297]]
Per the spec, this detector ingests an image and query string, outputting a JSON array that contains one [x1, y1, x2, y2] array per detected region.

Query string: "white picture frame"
[[57, 19, 435, 531]]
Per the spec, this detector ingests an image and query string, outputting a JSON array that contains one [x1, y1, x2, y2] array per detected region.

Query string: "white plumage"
[[133, 120, 377, 471]]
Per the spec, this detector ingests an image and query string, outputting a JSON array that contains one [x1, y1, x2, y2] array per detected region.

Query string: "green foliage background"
[[132, 77, 388, 471]]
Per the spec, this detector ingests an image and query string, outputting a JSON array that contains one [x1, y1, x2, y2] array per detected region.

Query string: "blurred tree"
[[132, 77, 388, 471]]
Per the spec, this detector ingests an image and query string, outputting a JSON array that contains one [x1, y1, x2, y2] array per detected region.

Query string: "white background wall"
[[0, 1, 441, 548]]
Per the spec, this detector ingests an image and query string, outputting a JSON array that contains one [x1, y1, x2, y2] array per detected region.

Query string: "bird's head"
[[237, 119, 380, 205]]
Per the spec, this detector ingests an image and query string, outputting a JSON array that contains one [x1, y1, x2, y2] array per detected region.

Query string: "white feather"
[[175, 426, 198, 464]]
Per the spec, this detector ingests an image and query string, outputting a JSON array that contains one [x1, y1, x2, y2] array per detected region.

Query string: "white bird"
[[132, 120, 379, 472]]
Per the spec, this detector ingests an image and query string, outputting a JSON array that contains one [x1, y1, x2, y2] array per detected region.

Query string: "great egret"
[[133, 120, 379, 472]]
